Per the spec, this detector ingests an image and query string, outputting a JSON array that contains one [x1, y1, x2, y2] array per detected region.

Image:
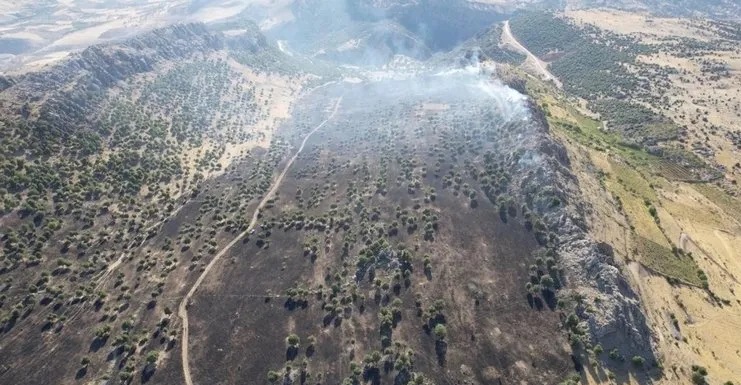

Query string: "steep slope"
[[501, 9, 741, 385], [6, 4, 739, 385]]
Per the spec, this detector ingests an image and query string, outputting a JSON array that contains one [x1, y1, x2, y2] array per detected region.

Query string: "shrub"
[[267, 370, 281, 383], [592, 344, 603, 355], [433, 324, 447, 340], [631, 355, 645, 367], [286, 334, 300, 348], [146, 351, 159, 364]]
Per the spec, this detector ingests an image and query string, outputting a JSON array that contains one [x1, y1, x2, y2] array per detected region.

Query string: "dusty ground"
[[124, 53, 304, 201], [566, 9, 715, 43], [566, 8, 741, 187], [526, 22, 741, 378]]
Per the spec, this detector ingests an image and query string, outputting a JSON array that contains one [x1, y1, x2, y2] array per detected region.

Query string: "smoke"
[[254, 0, 542, 168], [252, 0, 503, 68]]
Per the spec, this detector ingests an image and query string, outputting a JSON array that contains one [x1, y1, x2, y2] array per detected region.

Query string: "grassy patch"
[[609, 160, 657, 202], [694, 184, 741, 220], [648, 159, 699, 182], [636, 237, 703, 286], [607, 178, 667, 246]]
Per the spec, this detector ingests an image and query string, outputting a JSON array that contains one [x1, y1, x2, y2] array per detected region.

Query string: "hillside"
[[502, 9, 741, 385], [2, 2, 741, 385], [566, 0, 741, 19], [0, 20, 310, 384]]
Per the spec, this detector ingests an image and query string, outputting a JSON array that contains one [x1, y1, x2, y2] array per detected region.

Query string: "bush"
[[146, 351, 159, 364], [286, 334, 300, 347], [593, 344, 603, 355], [433, 324, 447, 340], [267, 370, 281, 383]]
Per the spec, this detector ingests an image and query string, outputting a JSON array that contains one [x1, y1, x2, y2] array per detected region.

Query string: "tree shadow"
[[75, 367, 87, 379], [533, 296, 544, 311], [141, 366, 156, 383], [571, 354, 583, 372], [435, 340, 448, 366], [499, 207, 508, 223], [322, 313, 335, 327], [542, 289, 558, 310], [394, 369, 412, 385], [286, 346, 298, 361], [89, 336, 108, 353], [363, 367, 381, 385]]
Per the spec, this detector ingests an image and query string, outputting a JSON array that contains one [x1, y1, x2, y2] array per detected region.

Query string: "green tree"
[[433, 324, 447, 340], [286, 334, 300, 348]]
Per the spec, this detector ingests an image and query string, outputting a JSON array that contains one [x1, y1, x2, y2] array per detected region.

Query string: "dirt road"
[[178, 95, 343, 385], [502, 20, 562, 88]]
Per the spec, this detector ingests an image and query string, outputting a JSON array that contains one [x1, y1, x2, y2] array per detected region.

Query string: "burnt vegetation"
[[183, 78, 579, 385], [0, 3, 683, 385]]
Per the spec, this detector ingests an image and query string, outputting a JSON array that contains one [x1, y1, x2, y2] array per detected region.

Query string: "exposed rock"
[[507, 98, 658, 362], [0, 21, 272, 155]]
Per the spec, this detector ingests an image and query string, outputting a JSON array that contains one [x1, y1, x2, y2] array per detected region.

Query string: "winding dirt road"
[[178, 95, 343, 385], [502, 20, 562, 88]]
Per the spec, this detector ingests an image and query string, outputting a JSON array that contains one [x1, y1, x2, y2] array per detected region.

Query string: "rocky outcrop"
[[19, 23, 222, 96], [0, 22, 270, 154], [510, 100, 658, 364]]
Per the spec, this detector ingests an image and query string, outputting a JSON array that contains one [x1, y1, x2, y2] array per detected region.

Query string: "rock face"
[[509, 100, 657, 363]]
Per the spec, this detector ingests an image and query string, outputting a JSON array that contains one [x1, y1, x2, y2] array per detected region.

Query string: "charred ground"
[[178, 77, 577, 385], [7, 2, 736, 385]]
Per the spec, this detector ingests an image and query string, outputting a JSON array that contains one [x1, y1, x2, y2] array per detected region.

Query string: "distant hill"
[[567, 0, 741, 19]]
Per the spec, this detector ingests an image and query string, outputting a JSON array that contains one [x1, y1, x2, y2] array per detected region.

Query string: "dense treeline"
[[476, 25, 527, 66], [510, 11, 674, 144]]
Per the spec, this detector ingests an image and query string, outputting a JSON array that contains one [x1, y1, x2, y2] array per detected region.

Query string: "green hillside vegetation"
[[510, 11, 678, 145]]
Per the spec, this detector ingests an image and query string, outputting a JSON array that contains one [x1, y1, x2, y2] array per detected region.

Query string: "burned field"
[[0, 137, 292, 385], [178, 76, 575, 385], [5, 2, 741, 383], [0, 67, 654, 385]]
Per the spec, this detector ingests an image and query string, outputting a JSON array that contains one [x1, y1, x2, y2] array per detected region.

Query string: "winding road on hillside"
[[178, 95, 343, 385], [502, 20, 562, 88]]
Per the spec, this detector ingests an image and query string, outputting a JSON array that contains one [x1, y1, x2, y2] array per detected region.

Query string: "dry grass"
[[565, 9, 714, 43], [525, 49, 741, 381], [565, 9, 741, 188]]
